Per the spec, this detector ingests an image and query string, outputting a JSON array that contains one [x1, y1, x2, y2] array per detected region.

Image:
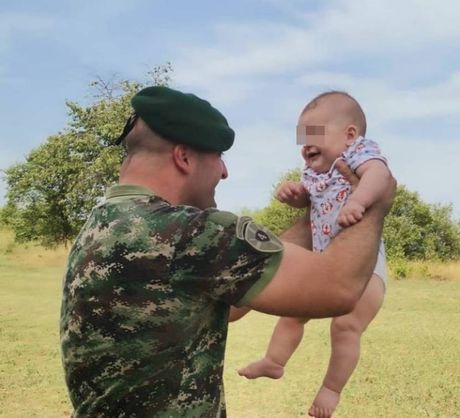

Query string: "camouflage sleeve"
[[170, 209, 283, 307]]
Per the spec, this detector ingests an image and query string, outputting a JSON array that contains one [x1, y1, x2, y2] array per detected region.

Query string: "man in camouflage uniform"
[[60, 86, 395, 417]]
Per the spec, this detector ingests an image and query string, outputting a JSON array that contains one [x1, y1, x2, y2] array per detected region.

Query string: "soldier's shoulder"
[[173, 206, 239, 227], [206, 209, 238, 227]]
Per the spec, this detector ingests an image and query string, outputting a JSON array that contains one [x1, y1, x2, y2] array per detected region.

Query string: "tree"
[[2, 64, 173, 247], [251, 169, 460, 261], [383, 186, 460, 260]]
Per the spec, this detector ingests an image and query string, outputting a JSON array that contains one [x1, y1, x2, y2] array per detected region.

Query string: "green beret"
[[119, 86, 234, 152]]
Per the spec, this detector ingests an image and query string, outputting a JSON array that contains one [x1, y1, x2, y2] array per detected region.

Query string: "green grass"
[[225, 280, 460, 417], [1, 232, 459, 417]]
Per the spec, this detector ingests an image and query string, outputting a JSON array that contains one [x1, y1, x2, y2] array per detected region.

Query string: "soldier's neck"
[[119, 166, 187, 206]]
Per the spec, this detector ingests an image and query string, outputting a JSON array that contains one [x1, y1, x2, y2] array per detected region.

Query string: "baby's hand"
[[338, 200, 366, 227], [275, 181, 309, 208]]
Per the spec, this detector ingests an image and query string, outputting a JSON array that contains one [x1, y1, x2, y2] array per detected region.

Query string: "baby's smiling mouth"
[[307, 150, 321, 159]]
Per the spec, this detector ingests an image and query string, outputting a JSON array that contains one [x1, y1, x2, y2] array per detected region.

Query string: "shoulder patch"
[[207, 210, 238, 227], [237, 218, 283, 253], [235, 216, 252, 239]]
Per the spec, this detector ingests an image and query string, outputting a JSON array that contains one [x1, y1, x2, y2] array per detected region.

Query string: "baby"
[[238, 91, 392, 418]]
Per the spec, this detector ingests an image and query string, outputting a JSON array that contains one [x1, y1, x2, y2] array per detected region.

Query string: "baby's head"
[[297, 91, 366, 173]]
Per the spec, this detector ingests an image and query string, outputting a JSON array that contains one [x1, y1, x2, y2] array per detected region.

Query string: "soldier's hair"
[[124, 118, 174, 156], [301, 91, 367, 136]]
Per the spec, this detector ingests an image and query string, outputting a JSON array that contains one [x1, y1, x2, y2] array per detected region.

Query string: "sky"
[[1, 0, 460, 217]]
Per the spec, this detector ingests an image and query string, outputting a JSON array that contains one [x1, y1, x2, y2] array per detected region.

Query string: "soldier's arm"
[[247, 176, 395, 318], [229, 212, 312, 323], [228, 306, 251, 322]]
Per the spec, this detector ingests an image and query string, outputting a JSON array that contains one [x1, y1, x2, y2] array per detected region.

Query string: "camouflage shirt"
[[60, 184, 283, 417]]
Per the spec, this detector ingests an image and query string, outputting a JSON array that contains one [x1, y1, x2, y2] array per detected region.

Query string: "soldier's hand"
[[275, 181, 310, 208], [335, 160, 360, 191]]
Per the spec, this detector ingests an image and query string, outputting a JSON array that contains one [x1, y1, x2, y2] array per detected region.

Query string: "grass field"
[[1, 231, 459, 417]]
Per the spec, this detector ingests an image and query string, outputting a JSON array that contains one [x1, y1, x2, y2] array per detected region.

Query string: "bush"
[[388, 258, 411, 280], [383, 186, 460, 261]]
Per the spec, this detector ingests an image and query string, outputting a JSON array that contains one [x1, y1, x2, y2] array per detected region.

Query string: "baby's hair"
[[301, 91, 367, 136]]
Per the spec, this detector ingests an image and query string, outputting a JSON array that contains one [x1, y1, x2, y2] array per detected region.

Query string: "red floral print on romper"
[[336, 188, 348, 202], [322, 223, 331, 235], [321, 200, 333, 215]]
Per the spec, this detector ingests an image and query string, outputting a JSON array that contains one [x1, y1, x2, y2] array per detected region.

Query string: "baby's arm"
[[338, 160, 391, 227], [275, 181, 310, 208]]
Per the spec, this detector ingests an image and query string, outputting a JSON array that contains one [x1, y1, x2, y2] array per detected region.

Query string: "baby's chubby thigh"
[[330, 274, 385, 336]]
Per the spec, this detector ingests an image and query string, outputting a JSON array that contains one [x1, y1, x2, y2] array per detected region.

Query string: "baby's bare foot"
[[237, 357, 284, 379], [308, 385, 340, 418]]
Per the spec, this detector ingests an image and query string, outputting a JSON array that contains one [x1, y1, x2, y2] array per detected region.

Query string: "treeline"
[[1, 67, 459, 262]]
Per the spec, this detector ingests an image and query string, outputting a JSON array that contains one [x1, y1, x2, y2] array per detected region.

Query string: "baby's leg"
[[309, 274, 384, 418], [238, 316, 309, 379]]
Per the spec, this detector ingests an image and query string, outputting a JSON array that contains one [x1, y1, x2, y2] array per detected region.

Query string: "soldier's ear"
[[172, 144, 192, 174]]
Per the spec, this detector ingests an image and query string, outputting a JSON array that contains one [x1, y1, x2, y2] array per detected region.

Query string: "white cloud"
[[174, 25, 321, 96], [0, 11, 56, 54], [175, 0, 460, 106], [383, 134, 460, 217], [0, 2, 137, 73], [296, 71, 460, 127], [179, 78, 268, 107], [308, 0, 460, 52]]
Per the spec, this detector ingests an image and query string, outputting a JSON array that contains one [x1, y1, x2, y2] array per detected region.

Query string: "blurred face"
[[187, 151, 228, 209], [297, 105, 351, 173]]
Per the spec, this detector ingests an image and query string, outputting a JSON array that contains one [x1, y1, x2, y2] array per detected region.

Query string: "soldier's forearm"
[[228, 306, 251, 322], [324, 202, 386, 303]]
